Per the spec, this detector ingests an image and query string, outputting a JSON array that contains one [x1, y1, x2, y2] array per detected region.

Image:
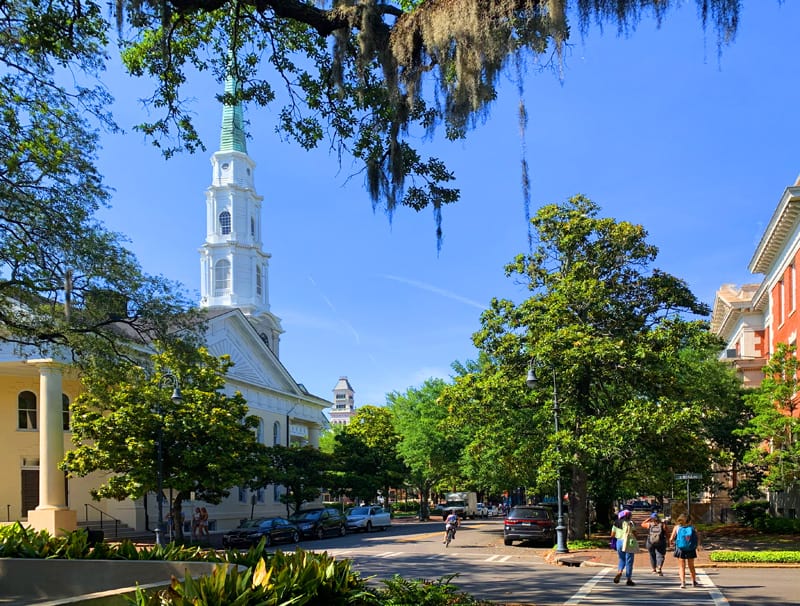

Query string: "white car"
[[487, 505, 499, 517], [476, 502, 489, 518]]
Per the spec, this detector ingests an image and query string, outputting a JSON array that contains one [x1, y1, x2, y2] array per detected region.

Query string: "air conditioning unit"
[[724, 349, 738, 359]]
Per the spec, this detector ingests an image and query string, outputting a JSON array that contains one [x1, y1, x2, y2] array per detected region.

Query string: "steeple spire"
[[220, 74, 247, 153]]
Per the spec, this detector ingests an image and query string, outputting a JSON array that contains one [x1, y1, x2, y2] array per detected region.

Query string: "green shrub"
[[129, 549, 376, 606], [731, 501, 770, 527], [377, 574, 493, 605], [709, 550, 800, 563], [753, 517, 800, 534]]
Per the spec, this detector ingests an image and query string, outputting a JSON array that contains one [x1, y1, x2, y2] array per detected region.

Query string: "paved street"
[[298, 518, 799, 605]]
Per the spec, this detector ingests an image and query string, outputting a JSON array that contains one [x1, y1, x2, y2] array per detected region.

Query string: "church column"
[[26, 360, 77, 535]]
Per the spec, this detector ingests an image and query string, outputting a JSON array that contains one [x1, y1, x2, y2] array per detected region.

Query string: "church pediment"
[[205, 310, 298, 395]]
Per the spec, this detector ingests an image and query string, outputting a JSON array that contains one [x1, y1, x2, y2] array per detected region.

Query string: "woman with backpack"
[[669, 513, 700, 589], [641, 511, 668, 575], [610, 509, 638, 586]]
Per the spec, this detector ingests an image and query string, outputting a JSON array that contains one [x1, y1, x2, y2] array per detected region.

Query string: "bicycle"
[[444, 524, 456, 547]]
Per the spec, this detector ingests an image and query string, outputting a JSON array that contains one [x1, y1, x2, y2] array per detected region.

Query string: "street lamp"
[[526, 360, 569, 554], [154, 373, 183, 546]]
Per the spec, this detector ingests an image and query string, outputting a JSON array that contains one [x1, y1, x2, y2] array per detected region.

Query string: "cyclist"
[[443, 512, 460, 543]]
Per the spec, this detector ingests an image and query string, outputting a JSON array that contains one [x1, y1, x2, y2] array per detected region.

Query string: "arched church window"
[[256, 265, 263, 297], [219, 210, 231, 235], [273, 421, 281, 446], [63, 394, 70, 431], [256, 418, 264, 444], [250, 216, 255, 237], [18, 391, 36, 429], [214, 259, 231, 296]]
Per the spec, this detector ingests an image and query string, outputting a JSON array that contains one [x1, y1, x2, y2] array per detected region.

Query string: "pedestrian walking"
[[191, 507, 201, 541], [611, 509, 638, 586], [669, 513, 700, 589], [642, 511, 668, 575], [199, 507, 210, 538]]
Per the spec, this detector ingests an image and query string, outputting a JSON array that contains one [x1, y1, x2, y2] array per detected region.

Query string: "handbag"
[[621, 521, 638, 553]]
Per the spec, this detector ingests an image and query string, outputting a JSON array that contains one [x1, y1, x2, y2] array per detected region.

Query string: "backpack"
[[648, 521, 664, 545], [676, 525, 697, 550]]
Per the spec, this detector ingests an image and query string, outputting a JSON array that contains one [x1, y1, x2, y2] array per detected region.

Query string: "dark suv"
[[503, 505, 555, 546], [288, 507, 346, 540]]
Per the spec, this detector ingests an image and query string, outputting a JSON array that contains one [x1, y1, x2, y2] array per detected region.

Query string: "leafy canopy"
[[63, 344, 266, 504]]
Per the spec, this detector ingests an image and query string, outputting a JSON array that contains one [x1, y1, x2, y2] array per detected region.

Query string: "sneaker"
[[657, 569, 663, 576], [613, 572, 622, 584], [651, 569, 658, 574], [680, 584, 686, 589], [693, 581, 700, 587], [626, 579, 635, 586]]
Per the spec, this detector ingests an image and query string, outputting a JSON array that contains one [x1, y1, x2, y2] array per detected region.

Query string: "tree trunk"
[[570, 465, 588, 540]]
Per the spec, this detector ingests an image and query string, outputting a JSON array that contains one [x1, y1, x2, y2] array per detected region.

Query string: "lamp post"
[[526, 360, 569, 554], [154, 373, 183, 546]]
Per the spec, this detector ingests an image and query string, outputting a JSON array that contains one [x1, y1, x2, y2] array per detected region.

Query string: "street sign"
[[675, 473, 702, 480]]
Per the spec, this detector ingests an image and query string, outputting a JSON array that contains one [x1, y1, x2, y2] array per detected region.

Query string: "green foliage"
[[0, 0, 194, 362], [376, 574, 491, 605], [259, 445, 332, 515], [389, 378, 464, 520], [709, 550, 800, 563], [454, 195, 738, 538], [753, 517, 800, 534], [130, 549, 375, 606], [732, 501, 771, 527], [331, 406, 408, 506], [63, 345, 267, 540], [739, 343, 800, 492]]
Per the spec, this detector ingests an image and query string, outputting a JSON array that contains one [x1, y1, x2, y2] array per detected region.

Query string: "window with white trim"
[[18, 391, 36, 430], [214, 259, 231, 296], [219, 210, 231, 235]]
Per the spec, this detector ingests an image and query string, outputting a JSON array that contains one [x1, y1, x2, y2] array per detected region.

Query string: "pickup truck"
[[345, 506, 392, 532]]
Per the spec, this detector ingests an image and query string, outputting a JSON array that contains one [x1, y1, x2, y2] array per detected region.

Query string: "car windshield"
[[290, 510, 321, 521], [348, 507, 370, 516], [510, 508, 549, 520]]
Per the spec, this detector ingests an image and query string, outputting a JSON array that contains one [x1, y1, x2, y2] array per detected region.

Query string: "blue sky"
[[96, 2, 799, 407]]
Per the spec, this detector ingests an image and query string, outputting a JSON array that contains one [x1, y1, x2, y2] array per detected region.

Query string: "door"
[[21, 469, 38, 518]]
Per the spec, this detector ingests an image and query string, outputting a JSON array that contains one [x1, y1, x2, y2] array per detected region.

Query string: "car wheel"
[[291, 530, 300, 543], [315, 527, 325, 540], [366, 521, 372, 532], [339, 524, 346, 537], [504, 538, 513, 546]]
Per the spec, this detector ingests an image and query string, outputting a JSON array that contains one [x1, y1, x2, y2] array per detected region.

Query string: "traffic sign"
[[675, 472, 702, 480]]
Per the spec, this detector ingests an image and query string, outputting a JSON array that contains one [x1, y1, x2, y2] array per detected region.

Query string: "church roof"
[[333, 376, 354, 392]]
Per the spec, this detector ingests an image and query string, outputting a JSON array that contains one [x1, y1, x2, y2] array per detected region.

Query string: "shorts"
[[674, 547, 697, 559]]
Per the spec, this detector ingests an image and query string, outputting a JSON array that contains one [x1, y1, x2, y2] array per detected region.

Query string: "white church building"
[[0, 79, 331, 536]]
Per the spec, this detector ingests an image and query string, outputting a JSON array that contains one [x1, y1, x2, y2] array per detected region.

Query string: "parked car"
[[487, 505, 499, 517], [221, 517, 300, 548], [345, 505, 392, 532], [503, 505, 556, 546], [476, 502, 489, 518], [288, 507, 347, 540]]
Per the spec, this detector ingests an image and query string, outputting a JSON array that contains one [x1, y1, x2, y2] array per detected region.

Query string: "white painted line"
[[499, 555, 512, 562], [565, 568, 611, 605], [484, 555, 501, 562], [696, 569, 729, 605]]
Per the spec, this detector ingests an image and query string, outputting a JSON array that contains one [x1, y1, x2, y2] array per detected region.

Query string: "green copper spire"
[[220, 74, 247, 153]]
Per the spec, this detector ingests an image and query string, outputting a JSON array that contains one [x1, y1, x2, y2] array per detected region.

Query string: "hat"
[[617, 509, 631, 519]]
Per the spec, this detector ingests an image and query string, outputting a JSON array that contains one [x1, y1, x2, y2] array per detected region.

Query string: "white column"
[[26, 360, 77, 535], [37, 363, 66, 509]]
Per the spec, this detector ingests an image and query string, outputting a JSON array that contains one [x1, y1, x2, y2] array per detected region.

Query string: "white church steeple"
[[199, 75, 284, 355]]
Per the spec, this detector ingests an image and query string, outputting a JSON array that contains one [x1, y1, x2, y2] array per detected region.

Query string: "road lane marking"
[[565, 569, 611, 605], [697, 569, 729, 605]]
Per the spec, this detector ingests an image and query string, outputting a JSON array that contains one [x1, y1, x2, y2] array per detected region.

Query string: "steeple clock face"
[[221, 163, 229, 170]]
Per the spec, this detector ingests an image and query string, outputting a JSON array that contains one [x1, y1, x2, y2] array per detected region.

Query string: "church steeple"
[[199, 75, 284, 356], [219, 74, 247, 153]]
